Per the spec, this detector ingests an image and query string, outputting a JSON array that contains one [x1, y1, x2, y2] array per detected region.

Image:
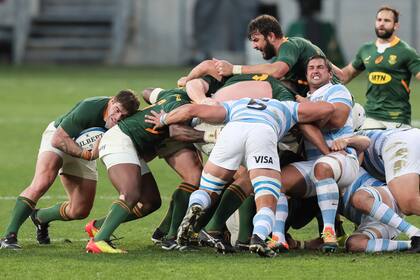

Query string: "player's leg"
[[161, 147, 202, 249], [1, 151, 61, 249], [351, 186, 420, 252], [346, 229, 411, 253]]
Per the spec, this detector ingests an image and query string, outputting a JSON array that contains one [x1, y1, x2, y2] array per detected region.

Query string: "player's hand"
[[199, 97, 218, 105], [214, 58, 233, 76], [90, 135, 102, 160], [331, 138, 348, 151], [295, 95, 308, 103], [145, 109, 166, 129], [177, 76, 188, 88]]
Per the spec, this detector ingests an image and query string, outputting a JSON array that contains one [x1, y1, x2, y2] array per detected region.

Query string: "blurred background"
[[0, 0, 418, 66]]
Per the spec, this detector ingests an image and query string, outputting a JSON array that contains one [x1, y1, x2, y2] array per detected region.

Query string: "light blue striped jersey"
[[356, 129, 404, 181], [341, 167, 386, 225], [221, 98, 299, 140], [305, 83, 355, 160]]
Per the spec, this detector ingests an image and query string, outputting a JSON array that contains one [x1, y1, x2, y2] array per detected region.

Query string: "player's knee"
[[312, 162, 334, 180], [397, 197, 418, 216], [345, 235, 368, 253], [351, 189, 374, 213], [120, 189, 141, 208]]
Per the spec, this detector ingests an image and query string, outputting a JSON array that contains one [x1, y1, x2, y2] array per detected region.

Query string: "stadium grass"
[[0, 65, 419, 280]]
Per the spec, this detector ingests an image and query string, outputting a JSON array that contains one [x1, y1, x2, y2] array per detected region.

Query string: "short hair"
[[377, 5, 399, 23], [306, 54, 332, 72], [247, 14, 283, 40], [114, 89, 140, 116]]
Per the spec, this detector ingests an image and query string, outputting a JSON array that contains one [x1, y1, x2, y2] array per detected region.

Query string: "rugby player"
[[0, 90, 139, 249]]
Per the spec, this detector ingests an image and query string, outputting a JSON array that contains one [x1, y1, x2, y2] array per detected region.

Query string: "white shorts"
[[382, 128, 420, 183], [291, 152, 359, 198], [99, 125, 150, 175], [361, 117, 411, 130], [39, 122, 98, 181], [354, 187, 400, 240], [208, 122, 280, 171]]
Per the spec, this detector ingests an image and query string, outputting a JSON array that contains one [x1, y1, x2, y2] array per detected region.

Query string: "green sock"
[[237, 195, 256, 243], [4, 196, 36, 236], [205, 184, 246, 232], [94, 200, 131, 241], [36, 202, 70, 224], [167, 183, 196, 238], [93, 204, 143, 229], [155, 198, 174, 234]]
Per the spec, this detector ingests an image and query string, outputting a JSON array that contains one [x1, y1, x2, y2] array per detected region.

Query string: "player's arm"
[[214, 59, 289, 80], [185, 78, 211, 104], [297, 101, 335, 123], [332, 63, 361, 84], [178, 60, 222, 87], [415, 72, 420, 80], [330, 135, 371, 154], [298, 123, 330, 155], [145, 104, 226, 129], [325, 102, 351, 129], [169, 124, 204, 142], [51, 127, 95, 160]]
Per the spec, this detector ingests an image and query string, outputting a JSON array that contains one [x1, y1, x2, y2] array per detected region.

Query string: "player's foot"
[[249, 234, 276, 258], [234, 240, 250, 252], [176, 204, 203, 246], [408, 236, 420, 253], [198, 229, 219, 247], [0, 233, 21, 250], [30, 210, 50, 245], [85, 220, 99, 239], [321, 226, 338, 253], [267, 237, 289, 253], [161, 238, 179, 251], [151, 228, 165, 245], [86, 239, 127, 254], [214, 238, 235, 254]]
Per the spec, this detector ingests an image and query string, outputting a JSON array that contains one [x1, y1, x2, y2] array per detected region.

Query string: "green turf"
[[0, 65, 419, 279]]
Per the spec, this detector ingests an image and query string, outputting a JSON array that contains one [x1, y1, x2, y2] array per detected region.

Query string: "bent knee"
[[312, 162, 334, 180], [345, 234, 369, 252]]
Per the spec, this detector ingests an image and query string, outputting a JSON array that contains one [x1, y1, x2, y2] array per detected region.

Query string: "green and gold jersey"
[[352, 37, 420, 124], [54, 97, 109, 138], [202, 74, 295, 101], [118, 88, 191, 154], [274, 37, 325, 95]]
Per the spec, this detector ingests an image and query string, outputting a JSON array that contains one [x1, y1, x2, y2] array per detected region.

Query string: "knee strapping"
[[199, 172, 227, 195], [312, 156, 342, 182], [251, 176, 281, 200]]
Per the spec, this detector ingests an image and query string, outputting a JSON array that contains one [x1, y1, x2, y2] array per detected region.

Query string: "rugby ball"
[[75, 127, 106, 151]]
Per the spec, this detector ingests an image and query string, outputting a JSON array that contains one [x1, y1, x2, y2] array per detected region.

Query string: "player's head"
[[375, 6, 399, 39], [247, 15, 283, 60], [305, 55, 333, 89], [106, 89, 140, 128]]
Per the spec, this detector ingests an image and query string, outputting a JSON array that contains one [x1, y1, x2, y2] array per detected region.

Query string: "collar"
[[308, 82, 332, 98], [103, 99, 111, 121], [375, 36, 400, 53]]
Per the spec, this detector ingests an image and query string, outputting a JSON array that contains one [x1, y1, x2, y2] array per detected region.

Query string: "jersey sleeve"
[[351, 46, 366, 71], [201, 75, 225, 95], [274, 41, 300, 69], [326, 85, 353, 108], [221, 101, 233, 123], [406, 47, 420, 75], [59, 103, 92, 138]]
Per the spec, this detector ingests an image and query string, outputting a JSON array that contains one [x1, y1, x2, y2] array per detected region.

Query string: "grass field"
[[0, 65, 419, 279]]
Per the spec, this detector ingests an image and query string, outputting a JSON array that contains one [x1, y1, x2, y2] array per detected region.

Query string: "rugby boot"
[[0, 233, 21, 250], [198, 229, 219, 247], [85, 220, 99, 239], [176, 204, 203, 246], [30, 210, 50, 244], [408, 236, 420, 253], [249, 234, 276, 258], [161, 238, 178, 251], [234, 240, 250, 252], [267, 236, 289, 253], [321, 226, 338, 253], [151, 228, 165, 245], [86, 239, 127, 254]]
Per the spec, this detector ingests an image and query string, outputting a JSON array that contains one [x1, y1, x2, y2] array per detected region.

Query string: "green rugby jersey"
[[352, 37, 420, 124], [118, 88, 190, 154], [274, 37, 325, 95], [54, 97, 109, 138], [202, 74, 295, 101]]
